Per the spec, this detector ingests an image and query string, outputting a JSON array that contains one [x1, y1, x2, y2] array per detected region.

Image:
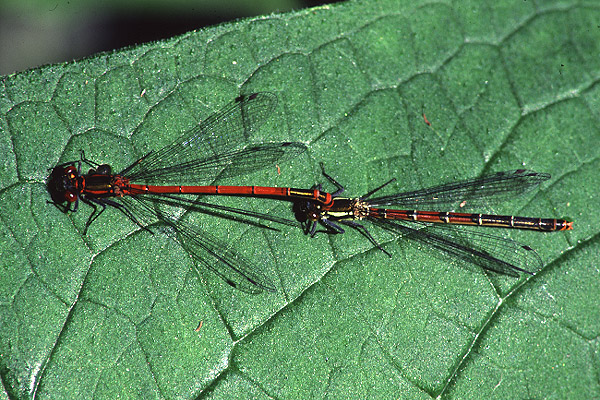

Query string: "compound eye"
[[64, 191, 77, 203], [64, 166, 78, 179]]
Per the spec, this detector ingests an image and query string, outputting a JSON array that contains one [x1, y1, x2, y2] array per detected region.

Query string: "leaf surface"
[[1, 1, 598, 399]]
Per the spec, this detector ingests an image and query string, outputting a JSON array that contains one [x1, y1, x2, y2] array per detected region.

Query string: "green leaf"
[[1, 0, 598, 399]]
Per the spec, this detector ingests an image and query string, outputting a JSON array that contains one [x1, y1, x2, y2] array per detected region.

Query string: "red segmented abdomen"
[[368, 208, 573, 232]]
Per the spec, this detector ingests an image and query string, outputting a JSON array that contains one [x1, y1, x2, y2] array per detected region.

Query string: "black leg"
[[79, 195, 103, 234], [319, 163, 345, 196], [340, 220, 392, 257], [362, 178, 396, 199], [307, 218, 345, 237], [47, 199, 73, 214], [80, 195, 153, 235], [79, 150, 100, 169], [320, 218, 345, 234]]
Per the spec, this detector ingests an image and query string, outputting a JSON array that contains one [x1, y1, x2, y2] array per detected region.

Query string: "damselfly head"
[[47, 164, 79, 204], [292, 200, 321, 222]]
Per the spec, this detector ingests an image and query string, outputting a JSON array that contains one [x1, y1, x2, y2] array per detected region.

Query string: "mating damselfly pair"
[[48, 92, 572, 293]]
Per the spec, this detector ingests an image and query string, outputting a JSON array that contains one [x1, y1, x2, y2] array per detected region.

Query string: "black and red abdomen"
[[81, 173, 129, 198]]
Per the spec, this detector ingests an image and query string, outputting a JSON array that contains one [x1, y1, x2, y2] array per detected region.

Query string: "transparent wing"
[[115, 195, 277, 293], [123, 92, 305, 184], [371, 219, 542, 277], [369, 170, 550, 211], [127, 142, 306, 184]]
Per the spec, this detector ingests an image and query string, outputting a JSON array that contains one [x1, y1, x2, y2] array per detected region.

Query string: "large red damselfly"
[[290, 165, 572, 277], [48, 92, 309, 293]]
